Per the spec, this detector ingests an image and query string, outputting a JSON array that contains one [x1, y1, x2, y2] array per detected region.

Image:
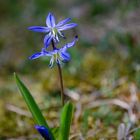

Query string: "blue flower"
[[28, 13, 77, 47], [35, 125, 52, 140], [29, 36, 78, 67]]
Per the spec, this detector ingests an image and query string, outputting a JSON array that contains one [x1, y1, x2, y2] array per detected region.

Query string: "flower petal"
[[28, 26, 50, 32], [61, 36, 78, 51], [44, 34, 53, 47], [57, 23, 78, 31], [35, 125, 52, 140], [56, 18, 71, 27], [46, 13, 56, 27], [41, 48, 52, 56], [29, 52, 43, 60], [60, 51, 71, 62], [29, 48, 52, 60]]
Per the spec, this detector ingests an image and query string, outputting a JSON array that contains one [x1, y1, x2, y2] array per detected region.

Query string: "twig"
[[87, 99, 130, 110], [65, 89, 80, 101], [6, 104, 31, 117]]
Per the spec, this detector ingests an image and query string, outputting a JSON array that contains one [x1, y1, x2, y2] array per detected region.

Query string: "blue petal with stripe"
[[28, 26, 50, 33], [46, 13, 56, 27], [58, 23, 78, 31], [56, 18, 71, 27]]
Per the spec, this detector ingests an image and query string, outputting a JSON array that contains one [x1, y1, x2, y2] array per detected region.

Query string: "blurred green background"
[[0, 0, 140, 139]]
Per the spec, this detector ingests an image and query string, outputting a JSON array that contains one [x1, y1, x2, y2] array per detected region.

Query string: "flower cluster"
[[28, 12, 78, 67]]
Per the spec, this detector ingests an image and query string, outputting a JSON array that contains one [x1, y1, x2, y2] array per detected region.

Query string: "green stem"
[[51, 40, 65, 106]]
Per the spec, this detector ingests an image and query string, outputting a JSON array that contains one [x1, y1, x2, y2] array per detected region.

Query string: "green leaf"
[[14, 73, 55, 140], [58, 102, 74, 140], [51, 127, 59, 138], [14, 73, 48, 126], [134, 128, 140, 140]]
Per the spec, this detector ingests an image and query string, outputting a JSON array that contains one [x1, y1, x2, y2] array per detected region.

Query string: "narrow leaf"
[[14, 73, 48, 126], [14, 73, 55, 140], [58, 102, 74, 140]]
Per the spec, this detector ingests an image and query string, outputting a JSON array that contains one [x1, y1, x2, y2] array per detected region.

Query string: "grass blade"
[[14, 73, 55, 140], [58, 102, 74, 140]]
